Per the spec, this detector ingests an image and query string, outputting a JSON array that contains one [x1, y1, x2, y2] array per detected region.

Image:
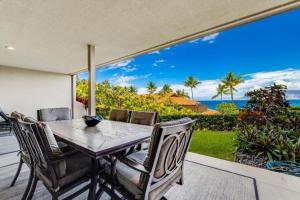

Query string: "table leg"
[[88, 158, 99, 200]]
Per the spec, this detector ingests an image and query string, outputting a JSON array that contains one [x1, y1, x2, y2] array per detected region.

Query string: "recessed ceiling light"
[[4, 45, 15, 50]]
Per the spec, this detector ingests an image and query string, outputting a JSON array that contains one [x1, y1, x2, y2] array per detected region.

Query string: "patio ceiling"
[[0, 0, 299, 74]]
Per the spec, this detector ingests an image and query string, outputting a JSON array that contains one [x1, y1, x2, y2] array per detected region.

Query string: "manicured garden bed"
[[189, 130, 236, 161]]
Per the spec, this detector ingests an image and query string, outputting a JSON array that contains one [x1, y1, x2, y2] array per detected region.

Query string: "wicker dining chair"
[[109, 109, 130, 122], [17, 118, 92, 200], [98, 117, 195, 200], [129, 111, 157, 126], [37, 107, 71, 122], [37, 107, 74, 150], [128, 111, 157, 152]]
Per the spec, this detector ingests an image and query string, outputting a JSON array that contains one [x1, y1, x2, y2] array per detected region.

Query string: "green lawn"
[[189, 130, 236, 161]]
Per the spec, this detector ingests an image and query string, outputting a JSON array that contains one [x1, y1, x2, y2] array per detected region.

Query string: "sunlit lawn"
[[189, 130, 236, 161]]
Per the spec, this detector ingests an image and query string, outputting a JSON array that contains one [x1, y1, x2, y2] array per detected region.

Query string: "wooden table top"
[[47, 119, 153, 159]]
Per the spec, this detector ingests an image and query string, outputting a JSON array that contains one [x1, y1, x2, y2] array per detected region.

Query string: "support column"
[[71, 74, 77, 119], [87, 44, 96, 116]]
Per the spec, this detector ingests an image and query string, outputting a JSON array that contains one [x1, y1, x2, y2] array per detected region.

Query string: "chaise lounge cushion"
[[38, 107, 71, 122]]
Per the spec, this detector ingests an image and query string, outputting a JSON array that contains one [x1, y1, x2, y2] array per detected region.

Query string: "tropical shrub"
[[238, 84, 289, 127], [216, 102, 239, 115], [236, 84, 300, 162]]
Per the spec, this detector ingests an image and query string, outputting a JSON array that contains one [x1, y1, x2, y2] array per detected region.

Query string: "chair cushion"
[[38, 107, 71, 122], [109, 109, 129, 122], [129, 111, 157, 126], [38, 152, 91, 188], [24, 116, 62, 155], [103, 150, 181, 200], [117, 151, 148, 198]]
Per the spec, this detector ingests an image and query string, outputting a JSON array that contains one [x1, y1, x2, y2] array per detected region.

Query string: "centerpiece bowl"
[[83, 115, 103, 127]]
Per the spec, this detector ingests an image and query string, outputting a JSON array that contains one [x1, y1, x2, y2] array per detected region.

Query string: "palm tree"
[[211, 84, 229, 101], [127, 85, 137, 93], [184, 76, 200, 100], [175, 89, 189, 98], [159, 84, 173, 95], [221, 72, 244, 101], [147, 81, 157, 94]]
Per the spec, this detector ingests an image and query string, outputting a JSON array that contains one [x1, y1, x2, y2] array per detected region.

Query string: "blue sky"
[[78, 8, 300, 100]]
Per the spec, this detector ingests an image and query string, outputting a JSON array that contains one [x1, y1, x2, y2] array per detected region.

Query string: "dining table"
[[47, 118, 153, 200]]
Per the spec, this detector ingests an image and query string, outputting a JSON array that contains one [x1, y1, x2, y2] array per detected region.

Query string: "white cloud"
[[137, 68, 300, 100], [152, 59, 165, 67], [100, 59, 139, 73], [189, 38, 201, 44], [148, 50, 160, 55], [236, 68, 300, 99], [170, 65, 175, 68], [202, 33, 219, 42], [107, 59, 133, 69], [189, 32, 220, 44], [121, 67, 137, 72], [110, 73, 152, 87]]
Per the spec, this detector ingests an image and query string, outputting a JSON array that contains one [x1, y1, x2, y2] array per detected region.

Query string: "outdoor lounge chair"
[[17, 117, 92, 200], [0, 107, 11, 134], [98, 117, 195, 200], [109, 109, 130, 122], [37, 107, 71, 122]]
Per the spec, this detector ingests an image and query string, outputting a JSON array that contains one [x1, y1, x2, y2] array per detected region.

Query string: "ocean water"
[[198, 100, 300, 110]]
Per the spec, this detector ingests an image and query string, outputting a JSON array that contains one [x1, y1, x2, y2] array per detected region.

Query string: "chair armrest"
[[116, 155, 150, 174]]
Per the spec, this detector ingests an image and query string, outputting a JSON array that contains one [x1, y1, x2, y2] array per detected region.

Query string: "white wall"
[[0, 65, 72, 118]]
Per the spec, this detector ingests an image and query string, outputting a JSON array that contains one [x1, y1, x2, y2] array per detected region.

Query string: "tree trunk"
[[190, 88, 194, 100], [221, 93, 223, 101], [230, 87, 233, 102]]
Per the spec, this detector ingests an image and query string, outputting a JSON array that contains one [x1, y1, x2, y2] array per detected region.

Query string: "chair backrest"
[[142, 118, 195, 193], [37, 107, 71, 121], [129, 111, 157, 126], [17, 120, 49, 169], [109, 109, 130, 122], [18, 119, 64, 190], [8, 116, 31, 158]]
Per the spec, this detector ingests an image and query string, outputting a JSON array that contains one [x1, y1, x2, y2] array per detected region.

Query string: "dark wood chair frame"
[[8, 117, 35, 200], [0, 110, 12, 133], [17, 120, 93, 200], [98, 119, 196, 200]]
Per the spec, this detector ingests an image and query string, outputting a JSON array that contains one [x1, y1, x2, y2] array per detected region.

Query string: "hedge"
[[289, 106, 300, 116], [158, 114, 238, 131], [157, 109, 300, 131]]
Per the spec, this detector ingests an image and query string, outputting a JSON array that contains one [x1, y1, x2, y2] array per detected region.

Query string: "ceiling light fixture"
[[4, 45, 15, 50]]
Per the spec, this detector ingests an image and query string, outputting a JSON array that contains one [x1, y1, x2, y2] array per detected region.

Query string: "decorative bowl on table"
[[82, 115, 103, 127]]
